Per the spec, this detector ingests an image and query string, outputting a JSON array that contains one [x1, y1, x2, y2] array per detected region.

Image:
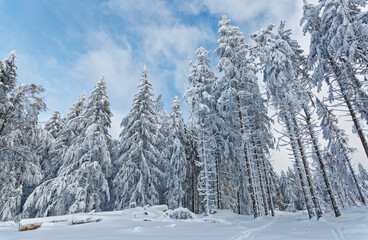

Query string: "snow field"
[[1, 206, 368, 240]]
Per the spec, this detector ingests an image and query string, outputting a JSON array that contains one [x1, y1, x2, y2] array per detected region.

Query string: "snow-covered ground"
[[1, 206, 368, 240]]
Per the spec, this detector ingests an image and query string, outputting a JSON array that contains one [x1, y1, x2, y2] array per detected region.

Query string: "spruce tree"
[[113, 66, 163, 209], [24, 77, 113, 217], [302, 0, 368, 161], [0, 52, 46, 220], [251, 23, 321, 219], [45, 111, 62, 139], [166, 96, 186, 209], [185, 48, 218, 215]]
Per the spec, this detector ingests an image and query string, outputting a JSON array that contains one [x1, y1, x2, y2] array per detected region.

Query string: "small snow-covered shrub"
[[166, 208, 195, 219], [150, 205, 168, 212]]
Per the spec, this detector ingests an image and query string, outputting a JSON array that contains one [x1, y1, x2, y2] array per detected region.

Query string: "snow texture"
[[0, 206, 367, 240]]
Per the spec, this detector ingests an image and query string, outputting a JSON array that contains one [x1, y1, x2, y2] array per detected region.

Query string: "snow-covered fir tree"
[[44, 111, 62, 139], [185, 47, 218, 215], [251, 23, 323, 219], [183, 110, 200, 213], [276, 21, 341, 217], [43, 92, 86, 180], [113, 66, 163, 210], [214, 16, 277, 217], [23, 76, 113, 217], [165, 96, 186, 209], [316, 98, 366, 205], [153, 94, 171, 202], [279, 168, 300, 212], [301, 0, 368, 161], [358, 163, 368, 197], [0, 52, 46, 221]]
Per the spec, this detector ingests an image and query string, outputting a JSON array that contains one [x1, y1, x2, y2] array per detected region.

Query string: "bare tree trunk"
[[237, 184, 241, 214], [292, 117, 323, 219], [215, 152, 221, 209], [285, 116, 314, 219], [192, 157, 196, 213], [303, 106, 341, 217], [254, 142, 269, 216], [259, 151, 275, 216]]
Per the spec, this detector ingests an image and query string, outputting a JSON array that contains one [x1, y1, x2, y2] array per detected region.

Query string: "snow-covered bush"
[[166, 207, 195, 219]]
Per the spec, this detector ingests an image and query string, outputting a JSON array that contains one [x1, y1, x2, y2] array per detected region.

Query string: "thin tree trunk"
[[254, 142, 269, 216], [292, 116, 323, 219], [303, 106, 341, 217], [328, 58, 368, 161], [345, 157, 366, 205], [339, 83, 368, 160], [215, 151, 221, 209], [237, 187, 241, 214], [235, 83, 258, 218], [192, 154, 196, 213], [285, 115, 314, 219], [200, 120, 210, 216], [259, 151, 275, 216]]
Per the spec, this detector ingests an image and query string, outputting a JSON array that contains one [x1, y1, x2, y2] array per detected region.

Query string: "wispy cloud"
[[105, 0, 215, 95]]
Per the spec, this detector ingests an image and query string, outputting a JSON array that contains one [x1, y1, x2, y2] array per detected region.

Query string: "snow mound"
[[71, 215, 102, 225], [133, 226, 142, 232], [166, 207, 195, 219], [149, 205, 168, 212]]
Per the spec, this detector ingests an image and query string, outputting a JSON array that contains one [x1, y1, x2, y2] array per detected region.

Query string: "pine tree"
[[153, 94, 171, 202], [0, 51, 46, 220], [302, 0, 368, 161], [185, 48, 218, 215], [251, 23, 321, 219], [45, 111, 62, 139], [23, 77, 113, 217], [316, 98, 366, 205], [279, 168, 300, 212], [113, 66, 163, 209], [183, 110, 200, 213], [215, 16, 277, 218], [166, 96, 186, 209], [43, 92, 86, 180], [358, 163, 368, 197]]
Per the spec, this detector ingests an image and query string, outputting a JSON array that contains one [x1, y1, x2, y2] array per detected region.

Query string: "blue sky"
[[3, 0, 366, 172], [0, 0, 308, 127]]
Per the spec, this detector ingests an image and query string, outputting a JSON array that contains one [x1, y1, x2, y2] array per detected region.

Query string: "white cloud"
[[194, 0, 320, 52], [71, 31, 139, 106], [141, 24, 214, 92], [69, 31, 141, 137], [105, 0, 215, 97]]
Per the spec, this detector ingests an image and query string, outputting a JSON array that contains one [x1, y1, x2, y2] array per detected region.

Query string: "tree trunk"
[[292, 116, 323, 219], [235, 83, 258, 218], [303, 106, 341, 217], [192, 155, 196, 213], [254, 142, 269, 216], [345, 157, 366, 205], [285, 115, 314, 219], [259, 152, 275, 216], [328, 58, 368, 161], [215, 152, 221, 209]]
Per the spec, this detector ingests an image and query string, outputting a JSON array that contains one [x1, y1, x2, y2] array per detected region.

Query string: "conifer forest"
[[1, 1, 368, 232]]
